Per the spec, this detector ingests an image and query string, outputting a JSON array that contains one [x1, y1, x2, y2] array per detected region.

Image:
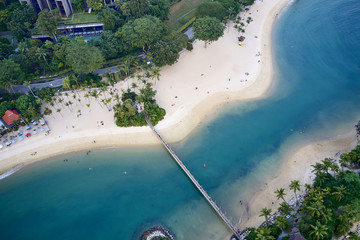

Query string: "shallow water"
[[0, 0, 359, 239]]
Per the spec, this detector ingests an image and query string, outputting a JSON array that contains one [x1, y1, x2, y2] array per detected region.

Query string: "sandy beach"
[[0, 0, 290, 173], [3, 0, 359, 235], [239, 129, 359, 229]]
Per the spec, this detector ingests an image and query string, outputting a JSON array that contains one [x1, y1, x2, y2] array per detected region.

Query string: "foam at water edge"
[[0, 164, 24, 180]]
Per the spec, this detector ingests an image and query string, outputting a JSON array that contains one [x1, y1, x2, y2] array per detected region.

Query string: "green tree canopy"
[[0, 101, 13, 117], [119, 0, 150, 19], [149, 0, 170, 20], [86, 0, 103, 11], [15, 95, 40, 120], [217, 0, 241, 15], [36, 9, 59, 41], [193, 16, 225, 47], [195, 2, 227, 20], [98, 7, 123, 32], [72, 0, 85, 11], [88, 31, 128, 60], [240, 0, 255, 6], [274, 188, 286, 201], [66, 41, 104, 75], [119, 15, 165, 52], [0, 40, 14, 60], [36, 87, 55, 102], [0, 58, 24, 93], [149, 32, 188, 66], [7, 5, 37, 41]]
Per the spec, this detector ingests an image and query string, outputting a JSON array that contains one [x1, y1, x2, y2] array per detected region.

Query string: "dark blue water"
[[0, 0, 359, 239]]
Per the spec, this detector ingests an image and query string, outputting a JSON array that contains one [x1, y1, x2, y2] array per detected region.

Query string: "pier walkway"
[[143, 115, 241, 239]]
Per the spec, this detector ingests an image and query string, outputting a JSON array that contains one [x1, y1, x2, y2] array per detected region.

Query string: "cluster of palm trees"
[[250, 152, 360, 240], [233, 16, 252, 35], [40, 65, 162, 122], [339, 146, 360, 169]]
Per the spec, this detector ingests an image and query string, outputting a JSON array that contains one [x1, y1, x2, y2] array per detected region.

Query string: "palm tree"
[[150, 66, 161, 85], [23, 81, 36, 97], [330, 163, 340, 177], [278, 202, 291, 216], [56, 108, 63, 117], [304, 183, 312, 193], [44, 107, 54, 119], [332, 185, 347, 202], [259, 207, 272, 225], [274, 216, 288, 231], [68, 101, 73, 111], [289, 180, 301, 205], [309, 221, 328, 240], [120, 58, 132, 77], [84, 93, 90, 103], [35, 47, 49, 66], [90, 90, 102, 107], [339, 156, 348, 170], [274, 188, 286, 201], [321, 208, 332, 224], [58, 98, 65, 108], [255, 227, 275, 240], [311, 162, 324, 176], [306, 201, 325, 218], [321, 158, 333, 174], [86, 103, 91, 112]]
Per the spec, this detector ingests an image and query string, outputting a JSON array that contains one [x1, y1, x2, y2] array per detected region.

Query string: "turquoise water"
[[1, 0, 360, 239]]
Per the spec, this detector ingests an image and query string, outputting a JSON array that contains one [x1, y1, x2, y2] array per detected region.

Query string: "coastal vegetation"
[[0, 0, 247, 83], [114, 84, 166, 127], [193, 16, 225, 47], [246, 143, 360, 240], [0, 0, 250, 128]]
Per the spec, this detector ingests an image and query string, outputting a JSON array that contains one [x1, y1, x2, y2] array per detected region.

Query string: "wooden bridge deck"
[[144, 115, 241, 239]]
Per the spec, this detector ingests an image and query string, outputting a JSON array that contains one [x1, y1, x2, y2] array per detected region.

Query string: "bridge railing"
[[144, 115, 241, 239]]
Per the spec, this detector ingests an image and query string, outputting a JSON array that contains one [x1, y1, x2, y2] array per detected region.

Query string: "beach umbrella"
[[0, 144, 3, 149], [26, 133, 31, 137], [33, 130, 38, 134], [19, 136, 24, 140], [26, 125, 31, 130], [40, 121, 45, 126], [33, 121, 38, 125], [6, 141, 11, 146], [12, 138, 17, 143], [40, 127, 45, 131]]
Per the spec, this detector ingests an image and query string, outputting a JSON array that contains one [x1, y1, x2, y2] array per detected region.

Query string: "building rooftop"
[[2, 110, 20, 126]]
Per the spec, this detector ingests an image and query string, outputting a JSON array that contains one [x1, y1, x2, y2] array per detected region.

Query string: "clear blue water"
[[1, 0, 360, 239]]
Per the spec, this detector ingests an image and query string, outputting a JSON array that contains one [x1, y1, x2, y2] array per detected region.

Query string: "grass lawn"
[[165, 0, 210, 30], [59, 13, 100, 25]]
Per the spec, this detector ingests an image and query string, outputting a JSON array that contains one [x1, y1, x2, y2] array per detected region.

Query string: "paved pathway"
[[9, 65, 121, 94]]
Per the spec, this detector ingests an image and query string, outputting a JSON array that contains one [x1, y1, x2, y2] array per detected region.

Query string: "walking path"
[[143, 114, 242, 239]]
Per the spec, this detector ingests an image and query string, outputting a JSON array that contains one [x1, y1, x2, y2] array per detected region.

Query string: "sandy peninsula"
[[0, 0, 290, 173], [2, 0, 359, 237]]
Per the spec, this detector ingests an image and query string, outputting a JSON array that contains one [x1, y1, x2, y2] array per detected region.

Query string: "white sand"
[[1, 0, 359, 236], [0, 0, 289, 173], [239, 130, 359, 228]]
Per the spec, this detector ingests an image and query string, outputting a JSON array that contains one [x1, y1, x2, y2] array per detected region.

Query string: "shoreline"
[[239, 128, 359, 229], [0, 0, 290, 175]]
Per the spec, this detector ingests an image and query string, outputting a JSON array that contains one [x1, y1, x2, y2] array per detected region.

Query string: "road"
[[9, 65, 121, 94]]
